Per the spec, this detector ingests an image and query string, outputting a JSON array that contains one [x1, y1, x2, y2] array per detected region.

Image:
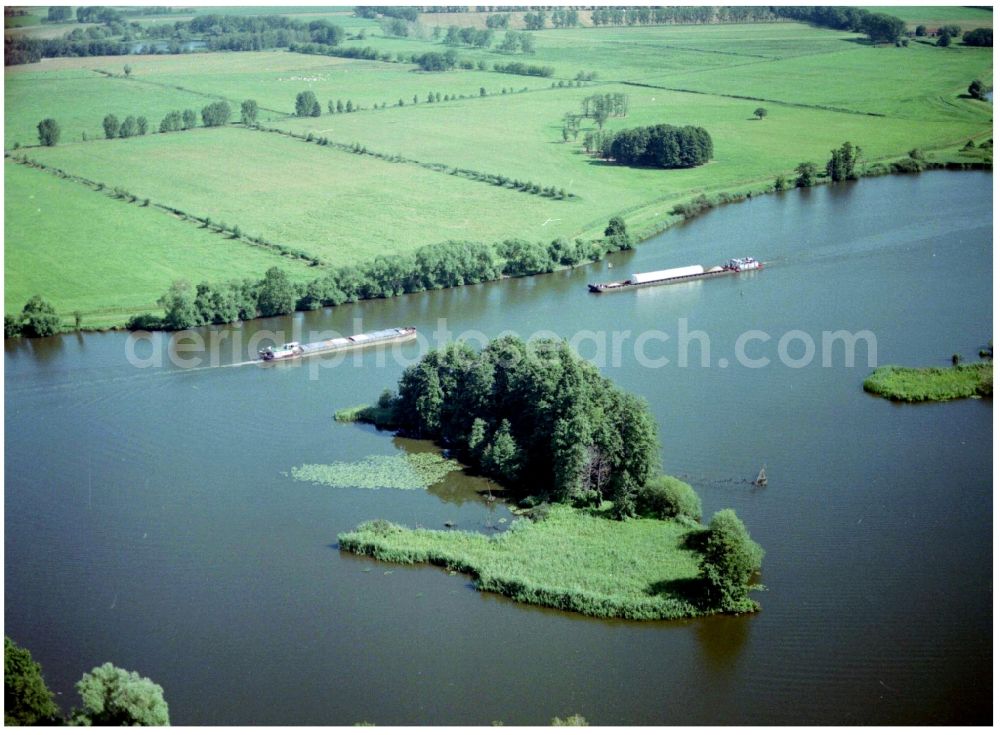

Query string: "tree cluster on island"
[[348, 335, 764, 610], [5, 637, 169, 726]]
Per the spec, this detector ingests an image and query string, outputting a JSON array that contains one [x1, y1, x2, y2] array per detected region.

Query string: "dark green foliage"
[[390, 336, 660, 503], [295, 90, 319, 117], [699, 509, 764, 608], [159, 110, 183, 133], [861, 12, 906, 44], [182, 108, 197, 130], [5, 314, 23, 338], [523, 11, 546, 30], [968, 79, 990, 101], [118, 115, 137, 137], [963, 28, 992, 47], [937, 33, 952, 48], [201, 100, 231, 127], [416, 50, 457, 71], [486, 13, 510, 29], [637, 475, 702, 521], [240, 98, 258, 125], [71, 662, 169, 726], [126, 312, 163, 330], [608, 124, 713, 168], [157, 280, 200, 330], [493, 61, 554, 77], [47, 6, 73, 21], [20, 295, 60, 337], [826, 141, 862, 181], [603, 216, 632, 250], [753, 107, 767, 120], [4, 637, 61, 726], [256, 266, 296, 317], [36, 117, 59, 146], [102, 113, 119, 139], [137, 116, 148, 135], [915, 24, 926, 37], [795, 161, 818, 187]]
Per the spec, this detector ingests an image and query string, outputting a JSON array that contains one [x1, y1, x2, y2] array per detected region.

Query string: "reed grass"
[[863, 362, 992, 402], [339, 504, 757, 620]]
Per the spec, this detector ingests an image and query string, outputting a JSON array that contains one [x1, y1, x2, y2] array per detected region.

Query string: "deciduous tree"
[[36, 118, 60, 146]]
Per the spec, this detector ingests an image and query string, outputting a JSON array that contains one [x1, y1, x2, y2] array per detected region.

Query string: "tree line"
[[591, 6, 778, 26], [129, 220, 633, 332], [493, 60, 554, 77], [6, 12, 347, 65]]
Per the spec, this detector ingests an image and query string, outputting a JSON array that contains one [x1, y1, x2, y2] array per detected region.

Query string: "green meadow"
[[4, 16, 993, 325], [27, 126, 585, 266], [85, 52, 553, 118], [4, 66, 226, 148], [4, 160, 316, 326], [860, 6, 993, 30]]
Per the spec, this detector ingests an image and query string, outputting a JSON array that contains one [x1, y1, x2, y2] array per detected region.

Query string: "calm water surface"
[[5, 171, 992, 725]]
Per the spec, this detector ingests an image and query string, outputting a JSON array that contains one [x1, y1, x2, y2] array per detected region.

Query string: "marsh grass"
[[338, 504, 758, 620], [292, 453, 461, 490], [863, 362, 992, 402]]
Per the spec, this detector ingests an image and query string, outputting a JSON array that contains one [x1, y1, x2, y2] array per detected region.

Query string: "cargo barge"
[[258, 326, 417, 361], [588, 257, 762, 293]]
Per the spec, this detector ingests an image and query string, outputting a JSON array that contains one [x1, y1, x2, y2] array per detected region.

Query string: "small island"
[[864, 362, 992, 402], [337, 335, 764, 620]]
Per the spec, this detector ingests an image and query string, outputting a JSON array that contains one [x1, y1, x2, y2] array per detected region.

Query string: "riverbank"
[[338, 503, 759, 621], [864, 362, 992, 402]]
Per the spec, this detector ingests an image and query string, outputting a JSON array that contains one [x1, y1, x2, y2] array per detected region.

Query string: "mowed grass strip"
[[4, 160, 316, 326], [339, 504, 709, 620], [26, 127, 582, 264]]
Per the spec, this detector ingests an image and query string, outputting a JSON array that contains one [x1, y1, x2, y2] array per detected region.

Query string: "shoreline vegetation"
[[334, 335, 764, 620], [864, 361, 993, 402], [5, 150, 992, 337]]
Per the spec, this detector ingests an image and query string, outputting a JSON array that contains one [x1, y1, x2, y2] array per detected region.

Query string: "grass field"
[[860, 6, 993, 31], [338, 503, 733, 620], [4, 161, 317, 326], [4, 19, 993, 327], [27, 126, 583, 264], [85, 52, 553, 117], [4, 66, 229, 148]]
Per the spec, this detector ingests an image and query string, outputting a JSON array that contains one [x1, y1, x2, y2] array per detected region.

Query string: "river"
[[4, 171, 992, 725]]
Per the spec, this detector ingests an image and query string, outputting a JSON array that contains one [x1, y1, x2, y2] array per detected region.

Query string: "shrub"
[[699, 509, 764, 608], [637, 476, 702, 521], [125, 313, 163, 331], [5, 314, 23, 338], [20, 295, 61, 337]]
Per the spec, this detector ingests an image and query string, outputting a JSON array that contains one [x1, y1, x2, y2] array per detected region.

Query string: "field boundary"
[[91, 69, 289, 118]]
